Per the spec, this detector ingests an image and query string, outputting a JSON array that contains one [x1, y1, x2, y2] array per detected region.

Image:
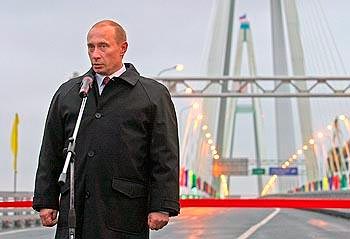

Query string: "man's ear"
[[120, 41, 128, 56]]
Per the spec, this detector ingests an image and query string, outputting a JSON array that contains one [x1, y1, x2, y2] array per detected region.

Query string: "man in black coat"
[[33, 20, 180, 239]]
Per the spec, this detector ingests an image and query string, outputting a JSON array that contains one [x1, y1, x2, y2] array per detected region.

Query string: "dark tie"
[[103, 76, 111, 86]]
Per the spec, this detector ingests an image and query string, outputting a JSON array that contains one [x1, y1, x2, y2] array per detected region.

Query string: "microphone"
[[79, 76, 94, 98]]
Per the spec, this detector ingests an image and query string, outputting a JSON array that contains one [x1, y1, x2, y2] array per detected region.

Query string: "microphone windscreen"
[[79, 76, 93, 98]]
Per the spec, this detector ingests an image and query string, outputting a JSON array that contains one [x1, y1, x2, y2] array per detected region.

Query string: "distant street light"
[[157, 64, 184, 76], [157, 64, 184, 92]]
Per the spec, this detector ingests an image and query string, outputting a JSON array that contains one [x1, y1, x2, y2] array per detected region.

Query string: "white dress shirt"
[[95, 64, 126, 95]]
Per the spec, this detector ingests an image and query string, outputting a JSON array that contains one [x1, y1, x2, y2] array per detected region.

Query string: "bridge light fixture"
[[175, 64, 184, 72], [196, 114, 203, 120], [192, 102, 200, 109], [339, 114, 346, 121], [185, 87, 193, 94]]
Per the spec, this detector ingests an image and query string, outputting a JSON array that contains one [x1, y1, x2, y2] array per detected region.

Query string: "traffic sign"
[[213, 158, 248, 176], [252, 168, 265, 175], [269, 167, 298, 176]]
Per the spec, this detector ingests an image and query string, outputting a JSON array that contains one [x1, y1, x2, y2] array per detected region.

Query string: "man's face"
[[87, 25, 128, 75]]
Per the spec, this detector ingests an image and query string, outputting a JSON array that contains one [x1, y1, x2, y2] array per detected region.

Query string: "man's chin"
[[93, 66, 106, 75]]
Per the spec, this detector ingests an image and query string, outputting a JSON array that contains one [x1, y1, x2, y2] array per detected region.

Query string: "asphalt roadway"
[[1, 208, 349, 238]]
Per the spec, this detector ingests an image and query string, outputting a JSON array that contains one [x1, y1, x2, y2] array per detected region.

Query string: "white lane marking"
[[0, 226, 55, 235], [237, 208, 281, 239]]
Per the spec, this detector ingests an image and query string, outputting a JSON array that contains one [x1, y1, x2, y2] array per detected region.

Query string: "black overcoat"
[[33, 63, 180, 239]]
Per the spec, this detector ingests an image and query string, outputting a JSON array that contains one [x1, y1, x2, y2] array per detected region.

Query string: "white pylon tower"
[[271, 0, 298, 192], [222, 16, 265, 194], [204, 0, 236, 196], [284, 0, 319, 183]]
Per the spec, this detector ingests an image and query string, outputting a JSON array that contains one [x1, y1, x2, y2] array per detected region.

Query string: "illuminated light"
[[196, 114, 203, 120], [309, 139, 315, 145], [327, 124, 332, 130], [192, 102, 200, 109], [285, 161, 290, 167], [208, 139, 213, 145], [292, 154, 297, 160], [212, 150, 218, 155], [288, 158, 293, 162], [175, 64, 184, 72], [317, 132, 323, 138], [297, 149, 303, 155], [205, 133, 211, 138], [339, 114, 346, 121], [210, 145, 216, 150], [282, 165, 286, 169], [185, 88, 193, 94], [202, 125, 208, 131], [213, 154, 220, 160], [303, 145, 308, 151]]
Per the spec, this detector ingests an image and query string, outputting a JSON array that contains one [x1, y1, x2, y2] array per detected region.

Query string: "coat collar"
[[118, 63, 140, 86], [78, 63, 139, 86]]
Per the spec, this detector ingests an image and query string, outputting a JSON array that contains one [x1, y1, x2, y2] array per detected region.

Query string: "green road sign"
[[252, 168, 265, 175]]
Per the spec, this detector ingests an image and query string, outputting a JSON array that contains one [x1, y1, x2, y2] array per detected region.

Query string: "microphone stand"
[[58, 94, 89, 239]]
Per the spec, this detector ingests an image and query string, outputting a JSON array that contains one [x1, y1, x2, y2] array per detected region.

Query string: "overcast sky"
[[1, 0, 349, 191]]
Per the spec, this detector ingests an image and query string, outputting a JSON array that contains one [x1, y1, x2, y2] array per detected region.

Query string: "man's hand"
[[148, 212, 169, 230], [39, 208, 58, 227]]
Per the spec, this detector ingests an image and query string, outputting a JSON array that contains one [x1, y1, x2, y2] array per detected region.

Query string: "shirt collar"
[[95, 64, 126, 86]]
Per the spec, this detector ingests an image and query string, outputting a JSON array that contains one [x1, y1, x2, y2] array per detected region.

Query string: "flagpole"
[[14, 164, 17, 193]]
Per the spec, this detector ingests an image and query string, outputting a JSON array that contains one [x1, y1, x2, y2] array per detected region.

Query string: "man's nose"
[[91, 48, 102, 60]]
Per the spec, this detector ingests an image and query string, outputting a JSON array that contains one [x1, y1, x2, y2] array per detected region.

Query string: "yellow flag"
[[11, 113, 19, 172]]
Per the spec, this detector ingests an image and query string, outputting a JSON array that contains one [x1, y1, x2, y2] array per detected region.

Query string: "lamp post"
[[157, 64, 184, 92], [157, 64, 184, 76]]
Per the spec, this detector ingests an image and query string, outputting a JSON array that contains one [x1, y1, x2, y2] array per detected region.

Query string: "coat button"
[[87, 151, 95, 157], [95, 112, 102, 119], [85, 191, 90, 199]]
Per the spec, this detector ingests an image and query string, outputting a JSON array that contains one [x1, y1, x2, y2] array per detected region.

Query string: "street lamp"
[[157, 64, 184, 76], [157, 64, 184, 92]]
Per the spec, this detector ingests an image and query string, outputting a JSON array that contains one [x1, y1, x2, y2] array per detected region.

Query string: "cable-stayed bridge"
[[1, 0, 350, 238]]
